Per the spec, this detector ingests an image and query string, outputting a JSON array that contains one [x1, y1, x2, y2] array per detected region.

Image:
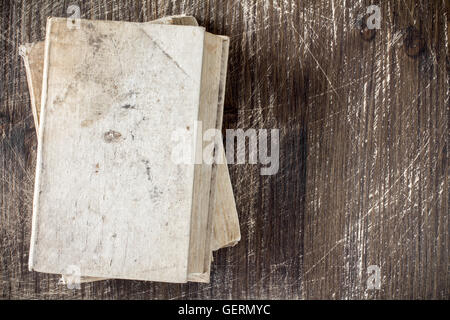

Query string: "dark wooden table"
[[0, 0, 448, 299]]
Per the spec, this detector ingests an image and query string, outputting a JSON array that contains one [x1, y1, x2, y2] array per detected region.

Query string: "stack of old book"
[[20, 16, 240, 284]]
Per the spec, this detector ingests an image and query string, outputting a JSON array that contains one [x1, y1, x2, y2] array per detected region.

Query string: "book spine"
[[28, 17, 53, 271]]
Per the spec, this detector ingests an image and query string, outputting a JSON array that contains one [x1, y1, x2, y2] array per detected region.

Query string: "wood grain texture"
[[0, 0, 448, 299]]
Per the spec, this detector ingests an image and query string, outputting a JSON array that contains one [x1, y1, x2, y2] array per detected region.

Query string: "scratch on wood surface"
[[0, 0, 448, 299]]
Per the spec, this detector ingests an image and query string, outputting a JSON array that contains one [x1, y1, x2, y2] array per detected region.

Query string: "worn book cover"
[[29, 18, 230, 283]]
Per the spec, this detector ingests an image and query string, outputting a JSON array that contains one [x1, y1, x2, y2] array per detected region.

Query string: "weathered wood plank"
[[302, 0, 448, 299], [0, 0, 448, 299]]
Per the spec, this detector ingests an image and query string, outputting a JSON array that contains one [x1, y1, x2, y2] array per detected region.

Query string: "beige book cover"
[[20, 16, 240, 261], [29, 17, 233, 283]]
